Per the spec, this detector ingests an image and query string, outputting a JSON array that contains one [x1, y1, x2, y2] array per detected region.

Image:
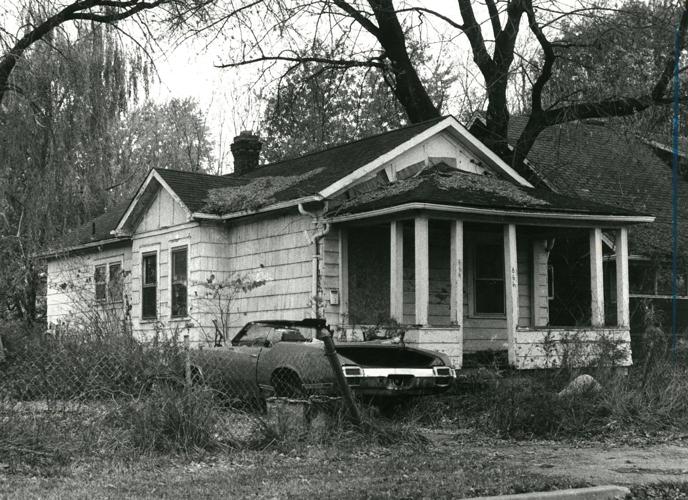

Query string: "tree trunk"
[[369, 0, 440, 123]]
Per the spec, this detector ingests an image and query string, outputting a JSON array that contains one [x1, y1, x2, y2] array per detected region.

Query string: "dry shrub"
[[114, 385, 220, 453]]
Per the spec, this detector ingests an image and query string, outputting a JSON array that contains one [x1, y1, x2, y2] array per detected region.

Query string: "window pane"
[[143, 254, 156, 285], [172, 248, 187, 283], [171, 248, 188, 317], [171, 283, 187, 317], [142, 287, 156, 319], [108, 263, 123, 302], [475, 280, 505, 314], [476, 245, 503, 279], [95, 265, 106, 302]]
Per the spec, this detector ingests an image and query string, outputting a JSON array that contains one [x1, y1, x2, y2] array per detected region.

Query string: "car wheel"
[[272, 370, 305, 398]]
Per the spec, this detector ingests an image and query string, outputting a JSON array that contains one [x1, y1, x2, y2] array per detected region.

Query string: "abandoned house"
[[469, 115, 688, 354], [44, 116, 656, 369]]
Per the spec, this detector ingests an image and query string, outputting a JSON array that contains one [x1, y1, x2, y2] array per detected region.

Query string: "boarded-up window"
[[142, 253, 157, 319], [108, 262, 123, 302], [474, 244, 505, 314], [171, 247, 187, 317], [95, 265, 106, 302]]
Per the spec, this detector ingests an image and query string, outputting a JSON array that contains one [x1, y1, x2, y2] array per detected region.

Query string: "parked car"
[[189, 319, 456, 402]]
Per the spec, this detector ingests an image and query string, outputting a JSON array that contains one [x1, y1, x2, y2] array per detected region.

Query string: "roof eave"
[[326, 202, 655, 226], [37, 236, 131, 259], [192, 195, 320, 221]]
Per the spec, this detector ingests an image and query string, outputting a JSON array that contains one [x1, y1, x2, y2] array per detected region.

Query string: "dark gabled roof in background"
[[67, 200, 132, 247], [500, 117, 688, 258], [330, 164, 644, 218]]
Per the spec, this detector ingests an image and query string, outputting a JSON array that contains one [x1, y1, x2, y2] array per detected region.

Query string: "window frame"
[[94, 264, 107, 303], [170, 245, 189, 319], [141, 251, 158, 320], [107, 261, 124, 304], [467, 233, 507, 318], [94, 258, 124, 304]]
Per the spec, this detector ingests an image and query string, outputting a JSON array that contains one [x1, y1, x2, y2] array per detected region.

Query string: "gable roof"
[[62, 116, 657, 252], [500, 117, 688, 258]]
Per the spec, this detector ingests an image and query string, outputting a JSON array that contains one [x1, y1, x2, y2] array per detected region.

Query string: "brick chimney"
[[231, 131, 262, 175]]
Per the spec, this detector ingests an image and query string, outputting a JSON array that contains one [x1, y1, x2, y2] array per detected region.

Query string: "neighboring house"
[[43, 116, 653, 370], [468, 116, 688, 346]]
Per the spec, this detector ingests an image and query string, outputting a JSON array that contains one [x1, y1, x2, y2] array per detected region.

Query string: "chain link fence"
[[0, 323, 360, 467]]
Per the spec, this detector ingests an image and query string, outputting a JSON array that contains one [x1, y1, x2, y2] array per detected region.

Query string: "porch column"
[[338, 228, 349, 326], [449, 220, 464, 326], [504, 224, 518, 366], [414, 216, 429, 326], [615, 227, 630, 327], [390, 221, 404, 322], [590, 227, 605, 327]]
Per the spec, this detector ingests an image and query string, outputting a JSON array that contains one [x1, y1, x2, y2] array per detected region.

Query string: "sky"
[[145, 1, 474, 174]]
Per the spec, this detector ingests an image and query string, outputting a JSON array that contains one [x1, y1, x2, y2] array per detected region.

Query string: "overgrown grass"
[[0, 322, 184, 400], [393, 355, 688, 440]]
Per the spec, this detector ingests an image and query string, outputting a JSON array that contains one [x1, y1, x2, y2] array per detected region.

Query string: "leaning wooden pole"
[[319, 325, 363, 426]]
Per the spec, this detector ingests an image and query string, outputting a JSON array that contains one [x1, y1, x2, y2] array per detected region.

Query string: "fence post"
[[319, 327, 362, 426], [184, 334, 191, 388], [0, 333, 5, 362]]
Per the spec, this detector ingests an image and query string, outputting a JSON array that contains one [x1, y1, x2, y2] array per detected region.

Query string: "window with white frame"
[[94, 261, 123, 303], [171, 247, 188, 318], [142, 252, 157, 319]]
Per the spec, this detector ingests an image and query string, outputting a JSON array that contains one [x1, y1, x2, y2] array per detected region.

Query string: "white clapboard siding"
[[322, 230, 341, 325], [517, 235, 531, 328], [46, 245, 132, 327], [188, 214, 315, 343], [134, 186, 188, 234]]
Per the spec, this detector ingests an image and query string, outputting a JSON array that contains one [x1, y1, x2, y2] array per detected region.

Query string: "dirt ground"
[[3, 430, 688, 498], [431, 429, 688, 487]]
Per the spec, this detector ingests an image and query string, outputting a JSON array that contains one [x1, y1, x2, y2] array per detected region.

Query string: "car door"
[[255, 326, 334, 396]]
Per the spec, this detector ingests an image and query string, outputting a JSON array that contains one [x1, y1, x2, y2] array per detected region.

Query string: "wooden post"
[[615, 227, 630, 328], [449, 220, 464, 326], [338, 228, 349, 327], [590, 228, 605, 327], [504, 224, 518, 366], [532, 240, 549, 328], [414, 216, 429, 326], [390, 221, 404, 322]]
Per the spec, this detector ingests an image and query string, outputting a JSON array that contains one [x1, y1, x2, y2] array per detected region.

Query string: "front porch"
[[332, 215, 633, 370]]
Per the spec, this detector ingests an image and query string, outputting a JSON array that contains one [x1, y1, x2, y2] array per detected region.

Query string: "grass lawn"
[[0, 441, 588, 499]]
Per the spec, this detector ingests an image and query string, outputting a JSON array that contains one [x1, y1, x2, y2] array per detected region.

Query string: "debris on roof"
[[203, 169, 324, 214]]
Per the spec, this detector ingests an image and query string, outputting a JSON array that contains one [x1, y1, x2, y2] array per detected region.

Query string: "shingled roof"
[[502, 117, 688, 258], [64, 115, 658, 252], [66, 200, 132, 247], [331, 164, 643, 218]]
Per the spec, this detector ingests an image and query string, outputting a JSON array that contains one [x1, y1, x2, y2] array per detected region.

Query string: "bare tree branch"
[[0, 0, 169, 106], [215, 53, 385, 69]]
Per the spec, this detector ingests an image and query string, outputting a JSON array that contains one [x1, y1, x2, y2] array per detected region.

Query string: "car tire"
[[272, 369, 305, 398]]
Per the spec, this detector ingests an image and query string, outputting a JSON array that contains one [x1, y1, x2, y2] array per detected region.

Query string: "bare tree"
[[189, 0, 688, 169], [0, 0, 179, 106]]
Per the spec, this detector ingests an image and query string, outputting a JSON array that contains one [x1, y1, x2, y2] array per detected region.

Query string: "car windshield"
[[232, 323, 319, 346]]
